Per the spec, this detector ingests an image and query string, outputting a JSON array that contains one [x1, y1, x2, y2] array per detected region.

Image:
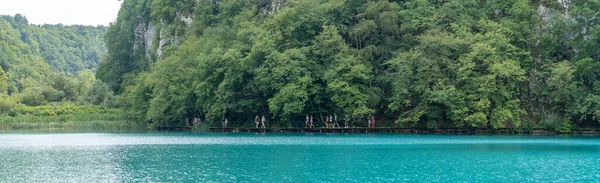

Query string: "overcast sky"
[[0, 0, 122, 26]]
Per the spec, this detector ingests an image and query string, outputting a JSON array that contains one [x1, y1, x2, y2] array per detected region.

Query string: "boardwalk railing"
[[156, 126, 192, 131], [156, 126, 600, 134], [210, 127, 417, 133], [208, 127, 600, 134]]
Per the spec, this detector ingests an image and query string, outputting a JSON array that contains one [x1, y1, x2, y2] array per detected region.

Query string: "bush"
[[20, 87, 46, 106], [558, 118, 574, 133], [540, 114, 574, 133], [519, 118, 538, 132], [41, 86, 65, 102], [84, 80, 117, 107], [540, 115, 561, 130], [0, 97, 19, 115]]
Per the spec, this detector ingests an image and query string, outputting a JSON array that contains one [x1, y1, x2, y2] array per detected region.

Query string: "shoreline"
[[202, 127, 600, 135], [0, 120, 147, 131], [3, 124, 599, 135], [0, 113, 146, 131]]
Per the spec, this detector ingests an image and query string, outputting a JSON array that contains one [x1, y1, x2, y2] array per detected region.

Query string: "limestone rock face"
[[131, 0, 286, 62]]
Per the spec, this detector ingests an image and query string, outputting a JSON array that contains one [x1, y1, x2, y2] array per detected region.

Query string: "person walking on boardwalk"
[[255, 115, 259, 128], [333, 114, 340, 128], [305, 114, 309, 128], [344, 114, 349, 128], [325, 115, 330, 128], [367, 115, 372, 128], [223, 118, 228, 128], [371, 115, 375, 128], [261, 115, 266, 128], [310, 115, 314, 128], [329, 115, 334, 128]]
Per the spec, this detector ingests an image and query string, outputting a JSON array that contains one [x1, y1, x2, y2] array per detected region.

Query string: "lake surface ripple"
[[1, 133, 600, 182]]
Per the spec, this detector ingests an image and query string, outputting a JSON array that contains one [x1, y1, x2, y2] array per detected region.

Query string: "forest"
[[0, 14, 117, 122], [96, 0, 600, 131], [4, 0, 600, 132], [95, 0, 600, 131]]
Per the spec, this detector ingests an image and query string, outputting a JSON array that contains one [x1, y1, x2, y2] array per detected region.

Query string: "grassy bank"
[[0, 103, 149, 131], [0, 113, 148, 131]]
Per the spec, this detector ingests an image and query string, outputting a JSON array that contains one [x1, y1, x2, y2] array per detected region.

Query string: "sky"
[[0, 0, 122, 26]]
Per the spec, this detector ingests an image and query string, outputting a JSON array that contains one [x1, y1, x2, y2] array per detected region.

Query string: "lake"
[[1, 132, 600, 182]]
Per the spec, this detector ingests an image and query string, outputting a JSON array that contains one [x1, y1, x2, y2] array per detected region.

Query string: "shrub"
[[540, 115, 561, 130], [20, 87, 46, 106], [0, 97, 19, 115], [558, 118, 574, 133]]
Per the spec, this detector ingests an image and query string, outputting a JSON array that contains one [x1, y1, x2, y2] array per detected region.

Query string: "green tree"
[[0, 66, 7, 94], [318, 25, 373, 116], [85, 80, 116, 107], [97, 0, 152, 93]]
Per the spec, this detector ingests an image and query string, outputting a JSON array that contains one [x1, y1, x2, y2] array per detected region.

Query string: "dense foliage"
[[1, 15, 107, 75], [98, 0, 600, 130], [0, 15, 116, 117]]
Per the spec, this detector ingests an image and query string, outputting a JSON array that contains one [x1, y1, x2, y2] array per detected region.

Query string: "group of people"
[[367, 114, 375, 128], [305, 114, 352, 128], [221, 114, 376, 128], [254, 115, 267, 128]]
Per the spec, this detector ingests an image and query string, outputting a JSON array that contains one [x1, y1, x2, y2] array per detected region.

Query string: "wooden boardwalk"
[[157, 126, 600, 134], [210, 127, 480, 134]]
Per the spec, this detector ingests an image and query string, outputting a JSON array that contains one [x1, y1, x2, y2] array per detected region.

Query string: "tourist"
[[223, 118, 228, 128], [334, 114, 340, 128], [325, 115, 330, 128], [310, 115, 314, 128], [305, 114, 309, 128], [371, 115, 375, 128], [344, 115, 349, 128], [261, 115, 266, 128], [367, 115, 372, 128], [255, 115, 259, 128]]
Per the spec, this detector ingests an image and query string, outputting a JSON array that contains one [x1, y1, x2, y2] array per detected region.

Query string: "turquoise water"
[[1, 133, 600, 182]]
